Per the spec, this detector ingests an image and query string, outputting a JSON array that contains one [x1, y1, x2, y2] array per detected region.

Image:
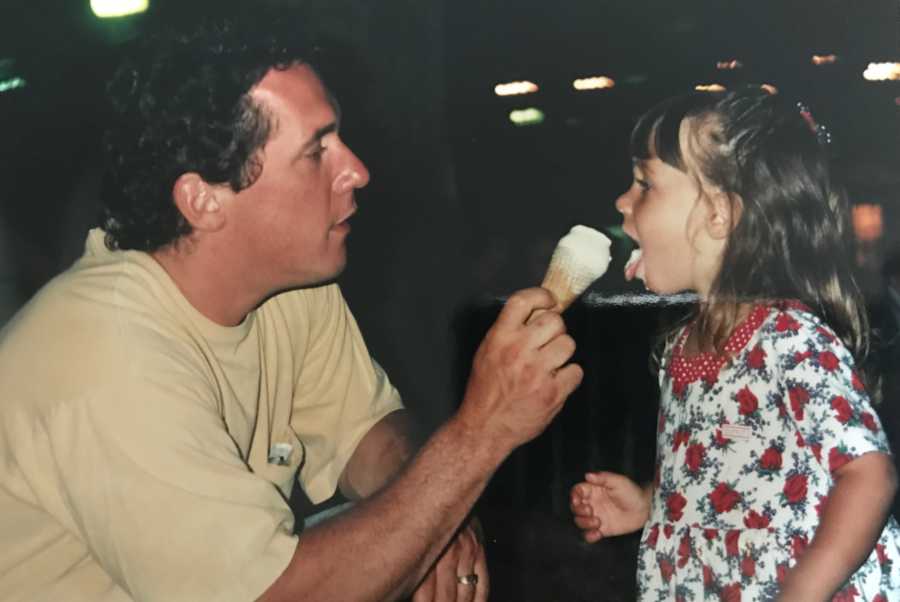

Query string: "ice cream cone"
[[540, 225, 612, 313]]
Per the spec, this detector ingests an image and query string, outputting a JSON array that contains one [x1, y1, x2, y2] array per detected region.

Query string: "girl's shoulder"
[[758, 301, 855, 370]]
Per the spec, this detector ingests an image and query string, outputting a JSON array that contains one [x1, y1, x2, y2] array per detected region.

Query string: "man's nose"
[[332, 147, 370, 193]]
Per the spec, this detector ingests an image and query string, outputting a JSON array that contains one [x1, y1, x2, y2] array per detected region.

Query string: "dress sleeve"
[[43, 367, 299, 602], [288, 284, 405, 503], [769, 308, 892, 474]]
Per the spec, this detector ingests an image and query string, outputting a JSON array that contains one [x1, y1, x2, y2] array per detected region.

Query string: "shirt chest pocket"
[[256, 428, 306, 499]]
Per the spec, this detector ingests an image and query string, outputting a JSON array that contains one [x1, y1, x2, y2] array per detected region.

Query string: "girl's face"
[[615, 127, 728, 296]]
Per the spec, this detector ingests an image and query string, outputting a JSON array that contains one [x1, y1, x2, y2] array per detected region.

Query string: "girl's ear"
[[707, 190, 742, 240], [172, 173, 227, 232]]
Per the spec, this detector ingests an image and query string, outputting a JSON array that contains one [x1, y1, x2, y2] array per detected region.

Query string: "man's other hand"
[[411, 520, 487, 602]]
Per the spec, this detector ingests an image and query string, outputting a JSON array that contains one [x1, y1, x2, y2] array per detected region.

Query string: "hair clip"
[[796, 101, 833, 146]]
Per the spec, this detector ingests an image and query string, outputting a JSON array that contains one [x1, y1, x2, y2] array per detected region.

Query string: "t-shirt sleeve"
[[288, 284, 405, 503], [44, 367, 298, 602], [769, 308, 892, 474]]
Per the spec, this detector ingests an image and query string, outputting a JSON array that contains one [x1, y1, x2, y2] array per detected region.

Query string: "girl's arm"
[[776, 451, 897, 602]]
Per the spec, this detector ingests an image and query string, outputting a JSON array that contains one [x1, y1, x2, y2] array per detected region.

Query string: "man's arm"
[[257, 287, 582, 601]]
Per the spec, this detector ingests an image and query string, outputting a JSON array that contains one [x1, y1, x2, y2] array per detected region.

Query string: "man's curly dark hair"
[[100, 16, 312, 252]]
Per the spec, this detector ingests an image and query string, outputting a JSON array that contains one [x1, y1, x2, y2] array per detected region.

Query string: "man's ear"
[[172, 173, 226, 232], [707, 190, 742, 240]]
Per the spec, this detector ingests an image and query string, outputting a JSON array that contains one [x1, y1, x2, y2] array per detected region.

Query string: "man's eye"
[[308, 145, 327, 162]]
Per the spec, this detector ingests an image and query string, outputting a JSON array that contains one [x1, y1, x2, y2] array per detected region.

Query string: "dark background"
[[0, 1, 897, 599]]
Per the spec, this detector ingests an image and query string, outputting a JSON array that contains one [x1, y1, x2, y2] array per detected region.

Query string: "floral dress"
[[637, 303, 900, 601]]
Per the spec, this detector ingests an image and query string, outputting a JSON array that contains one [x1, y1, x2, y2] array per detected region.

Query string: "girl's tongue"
[[625, 248, 645, 282]]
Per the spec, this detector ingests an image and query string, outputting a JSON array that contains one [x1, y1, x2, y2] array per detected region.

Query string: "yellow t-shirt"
[[0, 229, 404, 601]]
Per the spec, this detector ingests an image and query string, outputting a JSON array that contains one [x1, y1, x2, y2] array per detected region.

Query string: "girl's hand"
[[569, 471, 652, 543]]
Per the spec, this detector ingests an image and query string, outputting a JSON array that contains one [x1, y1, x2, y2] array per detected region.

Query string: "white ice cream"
[[554, 225, 612, 278]]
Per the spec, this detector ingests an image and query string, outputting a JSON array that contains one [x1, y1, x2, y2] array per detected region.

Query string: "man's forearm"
[[259, 415, 506, 602]]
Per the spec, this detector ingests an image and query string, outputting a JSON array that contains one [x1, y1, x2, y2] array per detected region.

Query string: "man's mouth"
[[624, 248, 645, 282]]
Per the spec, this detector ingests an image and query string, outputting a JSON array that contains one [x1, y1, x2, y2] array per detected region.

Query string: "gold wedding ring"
[[457, 573, 479, 586]]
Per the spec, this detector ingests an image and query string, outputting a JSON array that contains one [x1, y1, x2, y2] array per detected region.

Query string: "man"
[[0, 18, 582, 602]]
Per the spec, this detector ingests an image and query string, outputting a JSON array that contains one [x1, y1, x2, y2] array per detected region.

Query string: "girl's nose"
[[615, 190, 633, 215]]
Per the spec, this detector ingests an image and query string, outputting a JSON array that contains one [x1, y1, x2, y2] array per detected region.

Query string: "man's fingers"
[[494, 288, 556, 330], [554, 363, 584, 397], [538, 333, 577, 370], [412, 570, 436, 602], [434, 541, 458, 602], [472, 540, 489, 602]]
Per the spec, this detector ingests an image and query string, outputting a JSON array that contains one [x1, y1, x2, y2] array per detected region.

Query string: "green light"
[[90, 0, 149, 18], [509, 108, 544, 126], [0, 77, 26, 93]]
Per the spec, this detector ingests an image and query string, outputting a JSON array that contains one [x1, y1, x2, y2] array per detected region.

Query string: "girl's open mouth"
[[625, 248, 645, 282]]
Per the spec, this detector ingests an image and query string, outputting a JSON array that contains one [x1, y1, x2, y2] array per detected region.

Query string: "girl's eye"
[[635, 177, 651, 191]]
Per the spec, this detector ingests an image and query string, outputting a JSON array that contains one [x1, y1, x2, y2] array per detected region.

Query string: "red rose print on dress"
[[862, 412, 879, 432], [783, 473, 808, 505], [747, 344, 766, 370], [725, 529, 740, 557], [877, 543, 889, 565], [667, 492, 687, 522], [741, 554, 755, 578], [704, 528, 718, 541], [817, 326, 836, 342], [775, 312, 800, 332], [646, 524, 659, 549], [759, 446, 782, 472], [743, 510, 770, 529], [818, 350, 839, 371], [713, 429, 730, 448], [720, 582, 741, 602], [703, 564, 715, 587], [673, 428, 691, 451], [852, 370, 865, 391], [736, 386, 758, 416], [829, 446, 853, 472], [873, 594, 887, 602], [830, 395, 853, 423], [685, 443, 705, 473], [664, 524, 674, 539], [791, 533, 808, 558], [677, 533, 692, 568], [709, 482, 741, 514], [788, 386, 809, 421], [659, 556, 674, 582], [794, 350, 812, 364]]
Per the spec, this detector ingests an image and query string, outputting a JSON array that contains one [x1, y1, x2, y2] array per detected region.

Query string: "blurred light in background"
[[90, 0, 149, 18], [573, 76, 615, 91], [863, 62, 900, 81], [760, 83, 779, 95], [716, 59, 743, 70], [509, 108, 544, 126], [853, 204, 883, 242], [0, 77, 26, 93], [811, 54, 838, 66], [494, 81, 538, 96], [695, 84, 726, 92]]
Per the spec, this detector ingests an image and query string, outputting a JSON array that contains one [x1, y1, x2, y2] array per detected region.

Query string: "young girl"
[[570, 87, 900, 601]]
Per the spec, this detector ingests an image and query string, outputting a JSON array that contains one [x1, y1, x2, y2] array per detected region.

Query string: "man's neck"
[[151, 238, 261, 327]]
